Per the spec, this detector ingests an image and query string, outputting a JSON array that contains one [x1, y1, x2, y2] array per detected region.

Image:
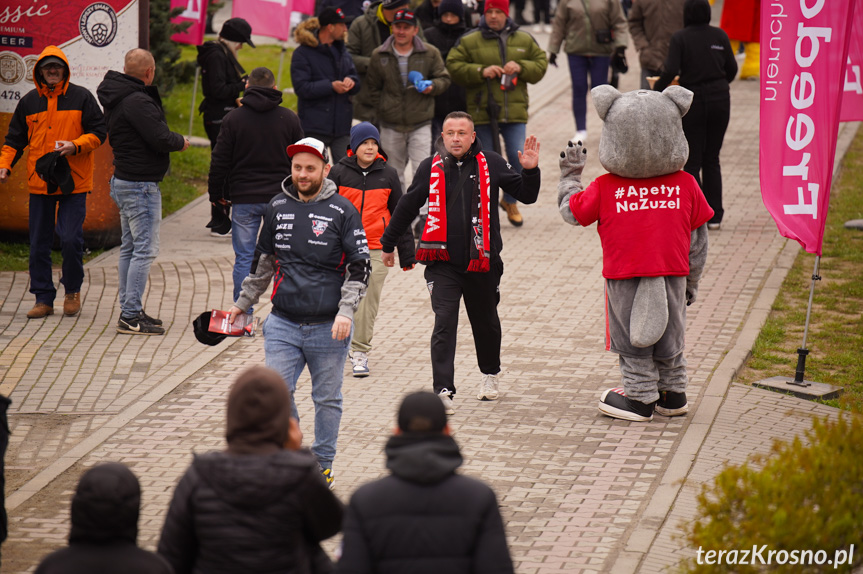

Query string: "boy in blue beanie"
[[328, 123, 417, 377]]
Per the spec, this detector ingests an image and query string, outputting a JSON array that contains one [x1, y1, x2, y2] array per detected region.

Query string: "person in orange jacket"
[[0, 46, 106, 319], [328, 122, 416, 377]]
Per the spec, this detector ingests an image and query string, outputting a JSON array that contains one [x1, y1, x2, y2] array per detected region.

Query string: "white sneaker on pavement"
[[477, 373, 500, 401], [351, 351, 370, 377], [439, 388, 455, 415]]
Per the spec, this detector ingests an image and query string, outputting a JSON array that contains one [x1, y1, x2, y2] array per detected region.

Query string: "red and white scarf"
[[416, 152, 491, 272]]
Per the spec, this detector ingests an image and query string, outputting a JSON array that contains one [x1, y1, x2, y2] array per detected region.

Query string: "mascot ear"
[[591, 84, 622, 121], [662, 85, 694, 117]]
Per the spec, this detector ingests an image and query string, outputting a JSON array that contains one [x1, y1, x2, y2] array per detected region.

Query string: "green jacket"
[[548, 0, 628, 56], [446, 20, 547, 126], [366, 36, 451, 132], [347, 1, 425, 122]]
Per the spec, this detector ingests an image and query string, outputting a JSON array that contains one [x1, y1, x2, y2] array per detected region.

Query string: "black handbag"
[[581, 0, 613, 44]]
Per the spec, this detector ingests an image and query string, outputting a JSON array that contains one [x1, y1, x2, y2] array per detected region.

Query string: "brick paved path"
[[0, 29, 856, 573]]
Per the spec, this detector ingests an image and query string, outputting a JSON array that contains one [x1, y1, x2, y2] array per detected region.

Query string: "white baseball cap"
[[287, 137, 329, 163]]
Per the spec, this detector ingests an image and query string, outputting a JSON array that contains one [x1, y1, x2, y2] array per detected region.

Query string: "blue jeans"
[[262, 313, 351, 470], [567, 54, 611, 132], [28, 193, 87, 304], [474, 122, 525, 204], [231, 202, 269, 303], [109, 177, 161, 318]]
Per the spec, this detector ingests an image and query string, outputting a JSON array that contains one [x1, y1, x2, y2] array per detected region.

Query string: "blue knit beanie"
[[350, 122, 381, 153], [438, 0, 464, 20]]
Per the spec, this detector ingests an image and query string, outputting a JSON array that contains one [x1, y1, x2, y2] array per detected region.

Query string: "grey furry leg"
[[619, 355, 660, 404], [557, 140, 587, 226], [656, 353, 688, 393]]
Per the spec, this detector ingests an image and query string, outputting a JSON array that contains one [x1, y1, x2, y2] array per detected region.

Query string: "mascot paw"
[[559, 139, 587, 179]]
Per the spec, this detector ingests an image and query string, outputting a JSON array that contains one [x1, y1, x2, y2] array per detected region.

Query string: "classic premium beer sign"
[[0, 0, 139, 113]]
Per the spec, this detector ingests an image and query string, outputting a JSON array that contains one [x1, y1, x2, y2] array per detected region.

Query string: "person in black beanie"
[[34, 463, 173, 574], [423, 0, 468, 150], [336, 391, 514, 573]]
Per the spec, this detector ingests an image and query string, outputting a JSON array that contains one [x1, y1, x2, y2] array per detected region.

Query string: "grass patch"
[[736, 128, 863, 412], [0, 42, 297, 271]]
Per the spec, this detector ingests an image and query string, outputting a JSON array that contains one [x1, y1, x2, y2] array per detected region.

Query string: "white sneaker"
[[351, 351, 370, 377], [439, 388, 455, 415], [477, 373, 500, 401], [573, 130, 587, 144], [544, 24, 553, 33]]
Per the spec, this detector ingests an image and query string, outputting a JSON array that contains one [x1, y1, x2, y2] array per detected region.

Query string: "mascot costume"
[[557, 86, 713, 422]]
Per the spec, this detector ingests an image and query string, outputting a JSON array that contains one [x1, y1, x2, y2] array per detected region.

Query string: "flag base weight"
[[752, 376, 843, 401]]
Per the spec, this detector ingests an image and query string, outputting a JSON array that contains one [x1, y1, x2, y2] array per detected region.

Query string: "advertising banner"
[[759, 0, 856, 256], [0, 0, 142, 245], [171, 0, 209, 45], [840, 5, 863, 122], [232, 0, 293, 41]]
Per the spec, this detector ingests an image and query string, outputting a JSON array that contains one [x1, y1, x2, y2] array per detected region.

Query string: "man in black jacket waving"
[[380, 111, 540, 414], [97, 49, 189, 335], [336, 391, 514, 574]]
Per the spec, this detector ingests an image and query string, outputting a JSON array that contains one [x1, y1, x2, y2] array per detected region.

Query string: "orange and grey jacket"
[[0, 46, 106, 195], [327, 152, 416, 267]]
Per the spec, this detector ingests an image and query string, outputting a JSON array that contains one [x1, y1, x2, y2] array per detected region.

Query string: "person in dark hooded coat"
[[653, 0, 737, 229], [34, 463, 173, 574], [335, 391, 514, 574], [157, 366, 343, 574], [207, 66, 305, 305]]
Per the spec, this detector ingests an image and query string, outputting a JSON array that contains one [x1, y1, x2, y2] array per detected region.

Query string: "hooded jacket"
[[328, 152, 416, 264], [627, 0, 686, 72], [34, 463, 172, 574], [336, 433, 514, 574], [380, 136, 540, 271], [547, 0, 629, 56], [291, 18, 360, 139], [97, 70, 187, 182], [0, 46, 106, 195], [207, 86, 304, 204], [447, 18, 548, 125], [653, 0, 737, 98], [365, 35, 451, 132], [233, 178, 371, 323], [158, 369, 343, 574], [196, 40, 246, 121]]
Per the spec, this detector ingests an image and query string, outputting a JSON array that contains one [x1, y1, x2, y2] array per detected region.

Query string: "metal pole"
[[277, 45, 287, 89], [189, 66, 201, 138], [792, 255, 821, 386]]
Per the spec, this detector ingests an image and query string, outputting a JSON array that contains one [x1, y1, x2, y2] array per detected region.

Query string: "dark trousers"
[[682, 93, 730, 224], [424, 260, 503, 395], [533, 0, 550, 24], [28, 193, 86, 304], [205, 120, 224, 227]]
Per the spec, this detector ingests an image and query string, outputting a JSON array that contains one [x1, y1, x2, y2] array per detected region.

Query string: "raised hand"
[[517, 135, 539, 170]]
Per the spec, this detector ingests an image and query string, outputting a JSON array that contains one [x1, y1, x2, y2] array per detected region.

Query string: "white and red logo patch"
[[312, 220, 328, 237]]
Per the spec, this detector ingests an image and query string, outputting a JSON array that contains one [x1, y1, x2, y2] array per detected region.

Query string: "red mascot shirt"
[[570, 171, 714, 279]]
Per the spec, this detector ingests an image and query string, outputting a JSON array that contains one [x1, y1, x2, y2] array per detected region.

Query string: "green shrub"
[[681, 414, 863, 573]]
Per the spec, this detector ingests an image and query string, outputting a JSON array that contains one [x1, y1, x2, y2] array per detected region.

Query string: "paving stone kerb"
[[2, 31, 860, 573]]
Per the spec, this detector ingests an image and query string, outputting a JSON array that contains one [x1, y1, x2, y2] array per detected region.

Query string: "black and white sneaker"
[[598, 387, 655, 422], [117, 313, 165, 335], [656, 391, 688, 417], [140, 311, 163, 326]]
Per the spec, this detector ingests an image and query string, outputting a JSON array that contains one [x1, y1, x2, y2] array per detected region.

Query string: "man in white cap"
[[228, 137, 370, 488]]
